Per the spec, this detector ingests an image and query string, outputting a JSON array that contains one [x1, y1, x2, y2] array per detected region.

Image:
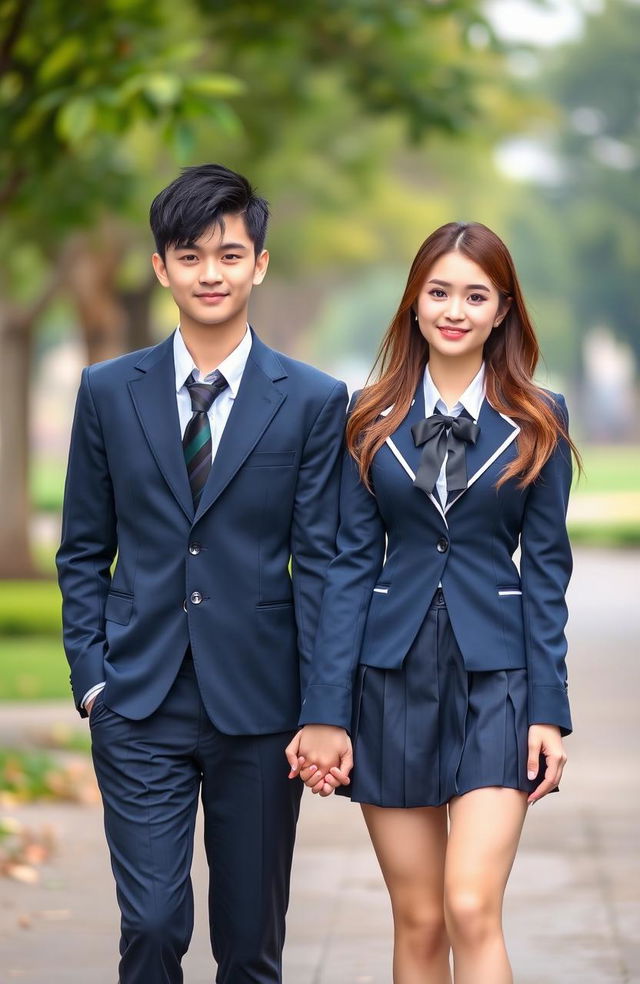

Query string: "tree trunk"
[[64, 230, 128, 364], [120, 273, 157, 353], [0, 305, 39, 577]]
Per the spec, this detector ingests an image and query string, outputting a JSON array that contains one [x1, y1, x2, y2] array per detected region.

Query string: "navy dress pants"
[[90, 656, 302, 984]]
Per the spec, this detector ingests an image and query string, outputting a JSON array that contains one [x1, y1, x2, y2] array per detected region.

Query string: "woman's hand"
[[285, 726, 353, 797], [527, 724, 567, 805]]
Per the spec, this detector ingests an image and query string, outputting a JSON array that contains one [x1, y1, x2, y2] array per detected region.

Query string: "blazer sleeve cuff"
[[529, 684, 572, 737], [298, 684, 353, 731]]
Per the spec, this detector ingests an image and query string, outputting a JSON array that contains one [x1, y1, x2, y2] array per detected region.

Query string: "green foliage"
[[0, 748, 60, 799], [526, 0, 640, 358], [0, 0, 242, 239], [0, 583, 61, 636], [31, 458, 65, 514]]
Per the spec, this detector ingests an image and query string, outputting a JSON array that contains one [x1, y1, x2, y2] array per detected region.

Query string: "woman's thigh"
[[445, 787, 528, 911], [362, 803, 449, 914]]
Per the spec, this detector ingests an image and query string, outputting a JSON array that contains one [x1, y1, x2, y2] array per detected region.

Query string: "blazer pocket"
[[244, 451, 296, 468], [104, 591, 133, 625], [255, 600, 294, 611], [497, 586, 522, 597]]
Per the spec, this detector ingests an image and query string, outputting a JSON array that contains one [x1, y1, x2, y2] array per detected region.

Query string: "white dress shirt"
[[174, 325, 252, 452], [82, 326, 252, 711], [422, 362, 486, 506]]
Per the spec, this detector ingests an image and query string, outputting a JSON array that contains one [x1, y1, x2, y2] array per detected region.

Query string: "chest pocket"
[[244, 451, 296, 468]]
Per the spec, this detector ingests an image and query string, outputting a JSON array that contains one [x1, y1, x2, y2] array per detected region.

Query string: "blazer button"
[[188, 542, 201, 555], [436, 537, 449, 553], [190, 591, 203, 605]]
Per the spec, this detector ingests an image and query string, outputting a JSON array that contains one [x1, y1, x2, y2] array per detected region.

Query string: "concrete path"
[[0, 547, 638, 983]]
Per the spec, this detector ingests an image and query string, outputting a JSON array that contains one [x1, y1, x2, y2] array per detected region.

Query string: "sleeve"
[[299, 395, 387, 730], [520, 393, 573, 735], [290, 380, 349, 693], [55, 368, 117, 717]]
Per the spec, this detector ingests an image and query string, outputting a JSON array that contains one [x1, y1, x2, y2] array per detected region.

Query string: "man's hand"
[[285, 726, 353, 796], [85, 695, 97, 718]]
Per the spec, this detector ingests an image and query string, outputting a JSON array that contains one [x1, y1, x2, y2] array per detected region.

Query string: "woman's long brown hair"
[[347, 221, 581, 488]]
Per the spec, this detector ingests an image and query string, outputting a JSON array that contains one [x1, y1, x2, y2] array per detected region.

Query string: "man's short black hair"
[[150, 164, 269, 258]]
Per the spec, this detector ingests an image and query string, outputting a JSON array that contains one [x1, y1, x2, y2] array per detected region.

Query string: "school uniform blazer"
[[56, 329, 347, 734], [300, 382, 573, 736]]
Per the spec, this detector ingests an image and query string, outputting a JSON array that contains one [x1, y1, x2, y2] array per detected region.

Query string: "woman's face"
[[415, 251, 507, 363]]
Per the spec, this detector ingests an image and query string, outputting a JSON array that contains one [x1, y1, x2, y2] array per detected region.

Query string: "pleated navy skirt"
[[339, 589, 547, 808]]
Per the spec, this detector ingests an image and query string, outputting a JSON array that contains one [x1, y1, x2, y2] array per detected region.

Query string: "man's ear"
[[151, 252, 170, 288], [252, 249, 269, 286]]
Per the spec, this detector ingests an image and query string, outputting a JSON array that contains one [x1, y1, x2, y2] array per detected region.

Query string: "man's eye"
[[223, 254, 241, 261]]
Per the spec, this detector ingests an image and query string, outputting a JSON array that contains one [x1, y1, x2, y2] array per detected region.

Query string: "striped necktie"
[[182, 370, 229, 506]]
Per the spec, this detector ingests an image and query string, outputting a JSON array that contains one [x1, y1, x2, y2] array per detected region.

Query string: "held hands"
[[285, 725, 353, 798], [526, 724, 567, 805]]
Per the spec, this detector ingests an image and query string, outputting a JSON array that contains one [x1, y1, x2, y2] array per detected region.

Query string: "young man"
[[56, 164, 348, 984]]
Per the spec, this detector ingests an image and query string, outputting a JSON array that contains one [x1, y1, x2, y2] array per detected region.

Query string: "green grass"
[[566, 521, 640, 547], [0, 636, 69, 699], [0, 580, 61, 635], [575, 445, 640, 493]]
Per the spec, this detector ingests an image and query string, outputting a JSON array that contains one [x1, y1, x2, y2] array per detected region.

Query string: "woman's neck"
[[428, 353, 483, 408]]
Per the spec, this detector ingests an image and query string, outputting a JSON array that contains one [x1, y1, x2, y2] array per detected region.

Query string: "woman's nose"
[[445, 296, 463, 320]]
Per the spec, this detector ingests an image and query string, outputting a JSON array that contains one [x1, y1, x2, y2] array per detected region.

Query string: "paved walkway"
[[1, 547, 638, 983]]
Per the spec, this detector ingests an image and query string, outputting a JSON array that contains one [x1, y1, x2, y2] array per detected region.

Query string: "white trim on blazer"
[[382, 405, 521, 523]]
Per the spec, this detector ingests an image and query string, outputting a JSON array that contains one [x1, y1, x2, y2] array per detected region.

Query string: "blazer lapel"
[[383, 384, 521, 520], [384, 382, 448, 522], [445, 399, 520, 512], [194, 332, 287, 522], [128, 334, 194, 521]]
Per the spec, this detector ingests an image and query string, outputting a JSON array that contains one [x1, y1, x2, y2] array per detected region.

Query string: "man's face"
[[152, 213, 269, 334]]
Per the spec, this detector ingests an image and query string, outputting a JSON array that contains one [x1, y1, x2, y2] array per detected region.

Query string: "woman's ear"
[[494, 296, 512, 327]]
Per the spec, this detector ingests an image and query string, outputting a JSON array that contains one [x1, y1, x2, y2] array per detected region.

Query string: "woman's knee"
[[444, 887, 500, 946], [393, 901, 448, 958]]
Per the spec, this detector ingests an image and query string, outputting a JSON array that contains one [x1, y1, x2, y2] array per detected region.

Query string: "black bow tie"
[[411, 411, 480, 497]]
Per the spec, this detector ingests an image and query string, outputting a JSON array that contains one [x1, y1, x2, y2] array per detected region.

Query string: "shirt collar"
[[423, 362, 486, 422], [173, 325, 252, 398]]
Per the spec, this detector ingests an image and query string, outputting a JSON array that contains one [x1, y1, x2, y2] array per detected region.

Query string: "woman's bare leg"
[[362, 804, 451, 984], [445, 788, 528, 984]]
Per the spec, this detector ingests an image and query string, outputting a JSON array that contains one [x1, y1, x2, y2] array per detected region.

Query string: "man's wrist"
[[81, 682, 105, 709]]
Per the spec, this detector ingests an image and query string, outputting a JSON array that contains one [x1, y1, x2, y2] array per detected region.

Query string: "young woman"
[[287, 221, 579, 983]]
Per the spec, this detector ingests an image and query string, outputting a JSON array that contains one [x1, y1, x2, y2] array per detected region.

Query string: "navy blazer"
[[300, 382, 573, 735], [56, 330, 347, 734]]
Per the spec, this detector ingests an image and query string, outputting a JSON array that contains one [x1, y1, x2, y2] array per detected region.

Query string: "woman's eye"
[[469, 293, 486, 303], [429, 289, 446, 298]]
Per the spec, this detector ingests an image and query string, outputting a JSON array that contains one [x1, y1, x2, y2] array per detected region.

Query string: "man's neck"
[[180, 319, 247, 376]]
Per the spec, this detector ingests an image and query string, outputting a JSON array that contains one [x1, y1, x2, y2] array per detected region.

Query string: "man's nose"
[[199, 259, 222, 283]]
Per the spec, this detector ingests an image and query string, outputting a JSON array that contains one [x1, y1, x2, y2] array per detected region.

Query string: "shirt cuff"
[[82, 683, 105, 708]]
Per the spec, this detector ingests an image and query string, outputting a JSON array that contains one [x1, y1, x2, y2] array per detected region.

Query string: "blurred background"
[[0, 1, 638, 981]]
